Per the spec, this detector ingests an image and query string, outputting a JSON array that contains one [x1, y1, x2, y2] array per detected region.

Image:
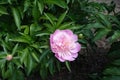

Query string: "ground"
[[47, 48, 109, 80]]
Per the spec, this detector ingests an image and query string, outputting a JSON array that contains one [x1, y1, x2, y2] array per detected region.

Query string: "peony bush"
[[0, 0, 120, 80]]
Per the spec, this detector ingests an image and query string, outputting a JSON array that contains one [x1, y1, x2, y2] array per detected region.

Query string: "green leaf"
[[0, 52, 6, 59], [11, 7, 21, 30], [20, 48, 28, 63], [12, 59, 22, 68], [58, 22, 73, 29], [108, 49, 120, 59], [36, 33, 49, 37], [49, 61, 54, 75], [93, 28, 110, 41], [56, 60, 61, 71], [9, 36, 30, 44], [109, 15, 120, 27], [109, 30, 120, 43], [97, 13, 111, 28], [43, 23, 54, 32], [44, 13, 56, 26], [32, 4, 40, 21], [31, 52, 39, 63], [24, 26, 29, 34], [103, 67, 120, 76], [112, 59, 120, 66], [24, 0, 31, 12], [38, 1, 44, 14], [40, 67, 47, 80], [2, 46, 7, 55], [45, 0, 67, 8], [26, 54, 34, 76], [56, 11, 67, 27], [102, 76, 120, 80], [0, 6, 8, 15], [85, 23, 104, 29], [39, 49, 49, 62], [12, 43, 19, 55], [65, 61, 71, 72]]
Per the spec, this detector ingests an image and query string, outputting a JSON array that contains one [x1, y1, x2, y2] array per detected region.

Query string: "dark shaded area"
[[47, 48, 109, 80]]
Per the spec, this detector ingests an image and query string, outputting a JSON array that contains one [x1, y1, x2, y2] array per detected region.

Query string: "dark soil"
[[47, 47, 109, 80]]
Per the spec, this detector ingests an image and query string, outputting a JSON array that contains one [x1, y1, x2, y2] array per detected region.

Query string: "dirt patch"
[[48, 48, 108, 80]]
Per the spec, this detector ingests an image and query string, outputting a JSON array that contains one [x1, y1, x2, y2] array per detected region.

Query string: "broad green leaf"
[[31, 52, 39, 63], [12, 43, 19, 55], [2, 43, 8, 54], [30, 24, 42, 36], [0, 6, 8, 15], [24, 0, 31, 12], [0, 1, 8, 4], [0, 52, 6, 59], [49, 60, 54, 75], [43, 23, 54, 32], [58, 22, 73, 29], [46, 58, 53, 67], [1, 40, 11, 51], [85, 22, 104, 29], [65, 61, 71, 72], [20, 48, 28, 63], [56, 11, 67, 27], [26, 54, 34, 76], [103, 67, 120, 75], [109, 15, 120, 27], [93, 28, 110, 41], [12, 59, 22, 68], [11, 7, 21, 30], [5, 33, 9, 43], [108, 49, 120, 59], [40, 67, 47, 80], [38, 1, 44, 14], [19, 33, 33, 42], [44, 13, 57, 26], [9, 36, 30, 44], [45, 0, 67, 8], [39, 49, 49, 62], [36, 33, 49, 37], [112, 59, 120, 66], [97, 13, 111, 28], [56, 60, 61, 71], [39, 45, 49, 49], [32, 4, 40, 21], [24, 26, 29, 34], [109, 30, 120, 43], [102, 76, 120, 80]]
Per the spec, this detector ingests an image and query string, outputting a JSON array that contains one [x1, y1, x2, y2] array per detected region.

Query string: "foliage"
[[0, 0, 120, 80]]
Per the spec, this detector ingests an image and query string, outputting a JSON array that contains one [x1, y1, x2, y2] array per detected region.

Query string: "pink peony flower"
[[50, 29, 81, 62]]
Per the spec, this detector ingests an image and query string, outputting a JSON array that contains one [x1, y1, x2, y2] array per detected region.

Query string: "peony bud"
[[6, 55, 13, 61]]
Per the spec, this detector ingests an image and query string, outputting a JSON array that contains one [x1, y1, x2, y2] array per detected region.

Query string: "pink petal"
[[72, 53, 78, 58], [70, 43, 81, 53], [55, 53, 65, 62]]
